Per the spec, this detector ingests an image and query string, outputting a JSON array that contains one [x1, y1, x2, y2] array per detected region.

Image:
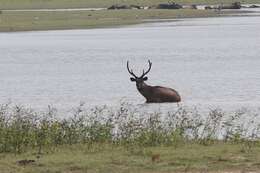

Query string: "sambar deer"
[[127, 60, 181, 103]]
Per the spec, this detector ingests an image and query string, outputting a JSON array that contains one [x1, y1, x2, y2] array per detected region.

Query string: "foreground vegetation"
[[2, 143, 260, 173], [0, 0, 259, 9], [0, 102, 260, 172], [0, 9, 222, 32]]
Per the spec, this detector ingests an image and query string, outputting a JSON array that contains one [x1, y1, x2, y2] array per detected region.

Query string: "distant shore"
[[0, 8, 256, 32], [0, 9, 221, 32], [0, 1, 259, 32], [0, 0, 259, 9]]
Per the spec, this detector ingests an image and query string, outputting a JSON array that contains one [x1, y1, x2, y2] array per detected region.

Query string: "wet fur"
[[137, 82, 181, 103]]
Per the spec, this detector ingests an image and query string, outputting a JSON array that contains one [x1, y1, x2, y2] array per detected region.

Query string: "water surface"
[[0, 15, 260, 111]]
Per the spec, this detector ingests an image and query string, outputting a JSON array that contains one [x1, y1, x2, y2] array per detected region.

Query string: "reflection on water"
[[0, 15, 260, 111]]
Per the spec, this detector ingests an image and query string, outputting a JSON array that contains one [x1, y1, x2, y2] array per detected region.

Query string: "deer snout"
[[136, 82, 145, 90]]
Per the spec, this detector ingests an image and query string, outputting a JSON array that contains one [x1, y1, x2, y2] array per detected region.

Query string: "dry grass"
[[0, 9, 222, 32]]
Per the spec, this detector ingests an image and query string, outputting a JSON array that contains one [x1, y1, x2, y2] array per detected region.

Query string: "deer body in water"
[[127, 60, 181, 103]]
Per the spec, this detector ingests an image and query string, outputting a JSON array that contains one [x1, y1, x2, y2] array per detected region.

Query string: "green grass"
[[1, 103, 260, 172], [0, 0, 259, 9], [0, 0, 258, 32], [1, 143, 260, 173], [0, 9, 220, 32]]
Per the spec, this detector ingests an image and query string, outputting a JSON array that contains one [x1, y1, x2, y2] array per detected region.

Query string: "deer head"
[[127, 60, 152, 90]]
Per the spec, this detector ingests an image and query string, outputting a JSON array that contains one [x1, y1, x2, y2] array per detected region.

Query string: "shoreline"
[[0, 2, 260, 33], [0, 0, 259, 9], [0, 4, 259, 32], [0, 104, 260, 172]]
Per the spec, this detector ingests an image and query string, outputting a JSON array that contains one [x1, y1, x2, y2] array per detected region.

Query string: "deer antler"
[[141, 60, 152, 78], [127, 61, 138, 78]]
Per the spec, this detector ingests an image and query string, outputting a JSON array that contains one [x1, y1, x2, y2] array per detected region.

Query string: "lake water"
[[0, 15, 260, 112]]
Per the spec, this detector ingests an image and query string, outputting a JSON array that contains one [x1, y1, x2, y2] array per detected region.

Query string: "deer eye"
[[143, 77, 148, 81], [130, 77, 136, 82]]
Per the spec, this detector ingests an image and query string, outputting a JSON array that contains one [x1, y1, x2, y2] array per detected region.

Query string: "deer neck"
[[137, 82, 152, 98]]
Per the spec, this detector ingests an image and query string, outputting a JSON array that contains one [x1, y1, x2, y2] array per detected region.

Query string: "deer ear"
[[143, 77, 148, 81], [130, 77, 136, 81]]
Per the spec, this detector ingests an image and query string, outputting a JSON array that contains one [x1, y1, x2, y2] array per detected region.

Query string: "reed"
[[0, 102, 259, 154]]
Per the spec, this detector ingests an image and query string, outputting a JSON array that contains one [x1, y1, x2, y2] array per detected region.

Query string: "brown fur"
[[138, 83, 181, 103], [127, 60, 181, 103]]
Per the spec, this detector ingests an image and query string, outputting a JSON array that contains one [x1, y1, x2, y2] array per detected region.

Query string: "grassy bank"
[[0, 103, 260, 172], [0, 9, 224, 32], [0, 0, 259, 9], [0, 0, 258, 32], [1, 143, 260, 173]]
